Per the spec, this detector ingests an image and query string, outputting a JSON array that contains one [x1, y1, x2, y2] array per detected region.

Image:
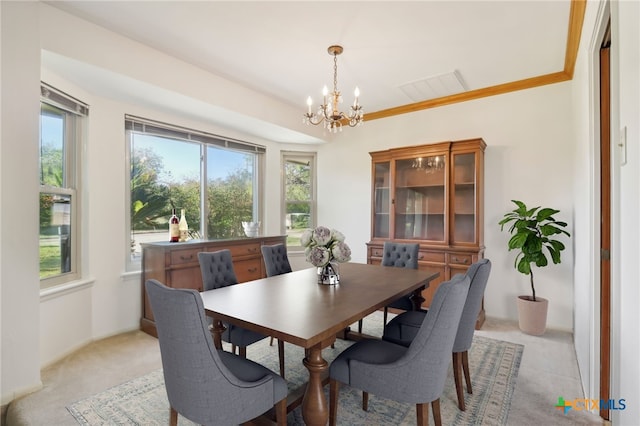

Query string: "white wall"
[[1, 1, 43, 405]]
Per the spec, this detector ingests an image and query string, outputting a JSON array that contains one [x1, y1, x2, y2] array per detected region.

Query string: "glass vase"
[[317, 261, 340, 285]]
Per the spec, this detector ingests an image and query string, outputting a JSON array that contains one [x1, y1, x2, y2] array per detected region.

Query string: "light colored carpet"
[[67, 333, 522, 425], [7, 312, 605, 426]]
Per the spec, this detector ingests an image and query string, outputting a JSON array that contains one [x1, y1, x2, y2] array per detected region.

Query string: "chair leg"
[[432, 398, 442, 426], [278, 339, 285, 378], [362, 391, 369, 411], [416, 402, 429, 426], [169, 406, 178, 426], [462, 350, 472, 394], [329, 379, 340, 426], [274, 398, 287, 426], [383, 306, 389, 325], [270, 336, 274, 346], [358, 318, 363, 334], [452, 352, 465, 411], [239, 346, 247, 358], [231, 344, 237, 355]]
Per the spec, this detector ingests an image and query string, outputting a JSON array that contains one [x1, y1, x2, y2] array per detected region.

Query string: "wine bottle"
[[169, 208, 180, 242], [179, 209, 188, 242]]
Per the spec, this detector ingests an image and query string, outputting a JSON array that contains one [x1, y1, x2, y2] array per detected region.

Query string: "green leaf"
[[525, 206, 540, 217], [536, 208, 559, 221], [517, 257, 531, 275], [535, 252, 548, 267], [512, 200, 526, 211], [508, 232, 528, 249], [540, 224, 563, 236]]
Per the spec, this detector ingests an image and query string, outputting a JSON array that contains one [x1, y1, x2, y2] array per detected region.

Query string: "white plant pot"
[[516, 295, 548, 336]]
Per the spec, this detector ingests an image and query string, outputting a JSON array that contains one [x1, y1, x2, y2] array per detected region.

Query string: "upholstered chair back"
[[198, 250, 238, 291], [261, 244, 293, 277], [381, 242, 419, 269], [453, 259, 492, 353]]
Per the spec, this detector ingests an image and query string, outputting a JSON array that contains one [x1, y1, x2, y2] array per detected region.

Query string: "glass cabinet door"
[[452, 152, 476, 243], [394, 155, 446, 242], [372, 162, 391, 238]]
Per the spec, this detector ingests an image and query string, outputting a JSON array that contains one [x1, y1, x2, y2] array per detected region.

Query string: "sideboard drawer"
[[170, 248, 200, 265], [235, 258, 262, 283], [228, 243, 261, 259]]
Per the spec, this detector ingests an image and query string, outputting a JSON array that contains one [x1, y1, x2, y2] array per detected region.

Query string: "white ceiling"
[[43, 1, 572, 142]]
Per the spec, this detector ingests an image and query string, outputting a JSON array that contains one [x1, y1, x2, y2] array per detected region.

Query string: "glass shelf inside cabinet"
[[453, 152, 476, 243], [373, 162, 390, 238], [395, 156, 446, 242]]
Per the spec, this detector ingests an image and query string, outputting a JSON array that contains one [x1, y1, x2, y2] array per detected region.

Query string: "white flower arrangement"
[[301, 226, 352, 267]]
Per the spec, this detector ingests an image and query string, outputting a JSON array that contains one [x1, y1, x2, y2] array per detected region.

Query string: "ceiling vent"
[[398, 70, 467, 103]]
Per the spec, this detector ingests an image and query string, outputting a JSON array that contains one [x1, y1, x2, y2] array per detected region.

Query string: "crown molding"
[[365, 0, 586, 122]]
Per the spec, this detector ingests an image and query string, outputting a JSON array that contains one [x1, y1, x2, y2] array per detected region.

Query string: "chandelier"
[[303, 45, 364, 133], [412, 156, 445, 174]]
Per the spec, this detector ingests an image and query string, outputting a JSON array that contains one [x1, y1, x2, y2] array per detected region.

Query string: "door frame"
[[598, 20, 611, 421]]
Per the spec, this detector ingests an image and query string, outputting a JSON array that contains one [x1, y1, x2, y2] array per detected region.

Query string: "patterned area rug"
[[68, 313, 523, 425]]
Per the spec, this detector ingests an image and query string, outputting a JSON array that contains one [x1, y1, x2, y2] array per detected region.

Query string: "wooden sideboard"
[[140, 235, 286, 337]]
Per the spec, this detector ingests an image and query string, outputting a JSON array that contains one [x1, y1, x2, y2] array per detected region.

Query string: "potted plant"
[[499, 200, 570, 335]]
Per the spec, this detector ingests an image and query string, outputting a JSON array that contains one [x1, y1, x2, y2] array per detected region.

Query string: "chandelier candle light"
[[301, 226, 352, 285], [303, 45, 364, 133]]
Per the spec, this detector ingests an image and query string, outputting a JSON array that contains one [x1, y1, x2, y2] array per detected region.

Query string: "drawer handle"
[[248, 267, 258, 273], [180, 254, 194, 261], [418, 254, 424, 260], [248, 247, 258, 253], [452, 257, 469, 264]]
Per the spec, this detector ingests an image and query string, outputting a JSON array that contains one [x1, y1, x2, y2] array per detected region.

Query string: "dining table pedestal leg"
[[210, 319, 225, 350], [302, 343, 329, 426], [410, 287, 426, 311]]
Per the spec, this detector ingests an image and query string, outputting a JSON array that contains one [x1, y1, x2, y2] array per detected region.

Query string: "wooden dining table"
[[201, 262, 439, 426]]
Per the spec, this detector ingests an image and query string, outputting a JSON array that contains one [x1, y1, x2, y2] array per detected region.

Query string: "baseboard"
[[1, 380, 43, 408]]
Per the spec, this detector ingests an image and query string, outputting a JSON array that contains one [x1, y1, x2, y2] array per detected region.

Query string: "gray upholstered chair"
[[382, 258, 492, 411], [144, 279, 287, 426], [358, 241, 421, 333], [329, 273, 470, 426], [261, 243, 292, 277], [198, 250, 278, 361], [260, 243, 292, 377]]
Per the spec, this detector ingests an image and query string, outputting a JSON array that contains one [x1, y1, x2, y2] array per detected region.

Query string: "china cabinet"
[[367, 138, 486, 327]]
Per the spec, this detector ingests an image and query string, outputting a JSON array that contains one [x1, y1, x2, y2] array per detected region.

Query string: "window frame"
[[39, 84, 86, 288], [281, 151, 317, 251], [125, 115, 265, 271]]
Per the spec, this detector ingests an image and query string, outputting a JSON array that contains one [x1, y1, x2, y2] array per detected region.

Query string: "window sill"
[[40, 277, 95, 302]]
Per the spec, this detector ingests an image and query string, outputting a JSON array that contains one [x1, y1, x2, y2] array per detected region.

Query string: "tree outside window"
[[126, 117, 263, 270], [39, 92, 84, 286], [283, 152, 316, 248]]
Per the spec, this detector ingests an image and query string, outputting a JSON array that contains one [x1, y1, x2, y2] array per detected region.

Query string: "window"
[[39, 84, 87, 287], [126, 116, 264, 270], [282, 152, 316, 249]]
